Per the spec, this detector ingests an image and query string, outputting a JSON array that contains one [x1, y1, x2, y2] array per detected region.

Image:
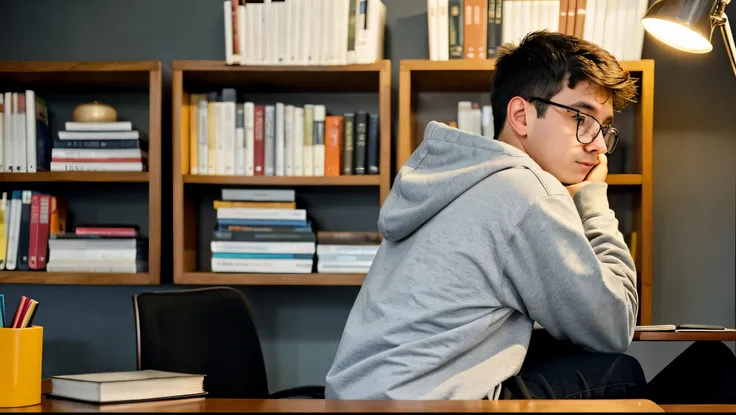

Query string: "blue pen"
[[0, 294, 5, 328]]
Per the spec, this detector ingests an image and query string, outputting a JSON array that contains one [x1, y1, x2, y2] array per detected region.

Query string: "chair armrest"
[[269, 385, 325, 399]]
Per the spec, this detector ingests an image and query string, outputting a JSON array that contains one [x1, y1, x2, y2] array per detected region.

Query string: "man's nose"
[[585, 130, 607, 154]]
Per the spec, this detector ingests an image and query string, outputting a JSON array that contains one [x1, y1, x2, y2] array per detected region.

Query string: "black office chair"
[[132, 286, 325, 399]]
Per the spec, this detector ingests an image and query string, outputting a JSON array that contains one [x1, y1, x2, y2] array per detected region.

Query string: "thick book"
[[49, 370, 205, 404]]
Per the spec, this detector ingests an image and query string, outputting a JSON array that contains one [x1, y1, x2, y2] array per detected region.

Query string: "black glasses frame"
[[528, 96, 619, 154]]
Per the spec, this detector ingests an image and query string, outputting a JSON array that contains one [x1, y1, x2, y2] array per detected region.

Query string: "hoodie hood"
[[378, 121, 540, 241]]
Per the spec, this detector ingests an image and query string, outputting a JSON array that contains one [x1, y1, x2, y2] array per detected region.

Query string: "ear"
[[506, 97, 530, 137]]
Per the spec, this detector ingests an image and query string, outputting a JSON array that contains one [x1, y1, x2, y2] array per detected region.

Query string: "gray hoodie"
[[324, 121, 638, 400]]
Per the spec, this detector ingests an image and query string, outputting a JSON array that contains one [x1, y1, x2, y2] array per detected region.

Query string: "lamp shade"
[[641, 0, 719, 53]]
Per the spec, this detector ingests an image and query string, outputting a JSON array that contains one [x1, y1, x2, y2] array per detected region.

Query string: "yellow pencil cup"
[[0, 326, 43, 408]]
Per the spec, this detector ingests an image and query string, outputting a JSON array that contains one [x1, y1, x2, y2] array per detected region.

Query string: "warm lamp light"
[[641, 0, 736, 76]]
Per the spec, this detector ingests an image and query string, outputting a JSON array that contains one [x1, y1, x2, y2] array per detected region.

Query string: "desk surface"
[[633, 331, 736, 341], [0, 397, 663, 413]]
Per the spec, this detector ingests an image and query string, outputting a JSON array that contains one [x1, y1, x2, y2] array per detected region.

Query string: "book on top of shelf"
[[223, 0, 386, 66], [426, 0, 648, 62]]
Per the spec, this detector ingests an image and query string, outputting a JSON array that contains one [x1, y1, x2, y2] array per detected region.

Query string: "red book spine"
[[28, 194, 40, 269], [254, 105, 265, 176]]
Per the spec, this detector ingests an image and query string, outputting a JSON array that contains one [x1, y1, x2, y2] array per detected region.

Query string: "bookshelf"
[[171, 60, 391, 286], [0, 61, 162, 285], [398, 59, 655, 325]]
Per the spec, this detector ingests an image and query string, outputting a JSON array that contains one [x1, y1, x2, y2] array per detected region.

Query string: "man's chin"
[[555, 174, 586, 187]]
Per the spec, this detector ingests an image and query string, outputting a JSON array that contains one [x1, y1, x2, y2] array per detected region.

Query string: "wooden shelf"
[[175, 60, 390, 92], [0, 271, 157, 285], [0, 60, 163, 285], [0, 61, 158, 87], [183, 175, 381, 186], [400, 59, 654, 92], [633, 331, 736, 342], [177, 272, 366, 286], [606, 174, 643, 185], [0, 172, 149, 183]]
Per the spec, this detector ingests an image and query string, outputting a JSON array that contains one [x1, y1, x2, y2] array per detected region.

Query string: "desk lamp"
[[641, 0, 736, 77]]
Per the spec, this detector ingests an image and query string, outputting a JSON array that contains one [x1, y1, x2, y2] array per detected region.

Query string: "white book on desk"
[[49, 370, 205, 404]]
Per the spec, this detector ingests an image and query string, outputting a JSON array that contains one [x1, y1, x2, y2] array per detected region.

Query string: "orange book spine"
[[566, 0, 577, 36], [49, 196, 67, 235], [213, 201, 297, 209], [559, 0, 569, 34], [324, 116, 343, 177], [463, 0, 487, 59], [180, 92, 190, 175]]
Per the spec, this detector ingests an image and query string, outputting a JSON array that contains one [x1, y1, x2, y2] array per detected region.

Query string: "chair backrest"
[[133, 287, 270, 398]]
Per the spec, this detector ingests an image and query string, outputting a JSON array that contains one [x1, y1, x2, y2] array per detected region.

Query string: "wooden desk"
[[661, 404, 736, 412], [633, 331, 736, 341], [0, 397, 663, 413]]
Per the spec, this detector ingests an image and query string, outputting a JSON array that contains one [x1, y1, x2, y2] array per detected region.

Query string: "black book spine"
[[342, 113, 355, 175], [354, 112, 368, 175], [366, 114, 379, 174]]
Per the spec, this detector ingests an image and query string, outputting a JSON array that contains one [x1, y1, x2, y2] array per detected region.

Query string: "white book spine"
[[317, 264, 371, 273], [215, 102, 226, 175], [235, 104, 245, 175], [50, 162, 144, 172], [428, 0, 439, 61], [224, 1, 236, 64], [49, 249, 140, 261], [217, 207, 307, 220], [593, 0, 608, 47], [269, 0, 280, 64], [244, 102, 255, 176], [583, 0, 597, 42], [298, 0, 309, 65], [293, 107, 304, 176], [5, 194, 23, 270], [221, 188, 295, 201], [316, 244, 380, 255], [198, 100, 209, 175], [290, 0, 299, 63], [310, 0, 322, 64], [51, 149, 144, 158], [312, 104, 325, 176], [212, 258, 313, 273], [438, 0, 449, 60], [253, 4, 264, 64], [25, 92, 36, 172], [0, 192, 6, 271], [239, 4, 248, 65], [275, 103, 285, 176], [0, 95, 4, 172], [225, 100, 236, 175], [15, 93, 26, 173], [211, 241, 316, 254], [3, 93, 10, 172], [284, 0, 293, 64], [284, 105, 294, 176], [263, 0, 273, 64]]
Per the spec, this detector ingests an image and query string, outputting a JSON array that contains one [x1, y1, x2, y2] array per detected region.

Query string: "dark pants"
[[501, 330, 736, 403]]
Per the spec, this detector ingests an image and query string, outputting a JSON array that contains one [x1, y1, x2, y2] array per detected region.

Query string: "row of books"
[[181, 92, 379, 177], [0, 91, 51, 173], [0, 191, 147, 272], [52, 121, 148, 172], [224, 0, 386, 66], [428, 0, 648, 62], [457, 102, 494, 139], [210, 188, 381, 273]]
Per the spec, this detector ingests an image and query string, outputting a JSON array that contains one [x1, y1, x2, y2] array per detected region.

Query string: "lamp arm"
[[717, 13, 736, 77]]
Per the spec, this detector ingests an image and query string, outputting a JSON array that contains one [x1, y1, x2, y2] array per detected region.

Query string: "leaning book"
[[49, 370, 206, 404]]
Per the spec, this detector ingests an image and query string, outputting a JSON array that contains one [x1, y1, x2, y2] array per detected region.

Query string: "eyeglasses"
[[528, 97, 619, 154]]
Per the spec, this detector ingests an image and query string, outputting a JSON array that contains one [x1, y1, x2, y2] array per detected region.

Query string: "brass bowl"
[[72, 101, 117, 122]]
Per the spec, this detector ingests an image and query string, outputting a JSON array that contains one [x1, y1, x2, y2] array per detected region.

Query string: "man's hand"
[[566, 154, 608, 198]]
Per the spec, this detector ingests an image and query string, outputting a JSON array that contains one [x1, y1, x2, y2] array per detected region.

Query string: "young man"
[[324, 30, 646, 400]]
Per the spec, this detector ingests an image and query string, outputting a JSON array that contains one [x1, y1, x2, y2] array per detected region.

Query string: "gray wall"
[[0, 0, 733, 391]]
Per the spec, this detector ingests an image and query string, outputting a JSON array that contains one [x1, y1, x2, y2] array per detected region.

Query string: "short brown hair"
[[491, 30, 638, 137]]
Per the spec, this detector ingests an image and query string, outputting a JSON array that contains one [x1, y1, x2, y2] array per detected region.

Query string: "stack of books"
[[210, 188, 316, 273], [223, 0, 386, 66], [427, 0, 648, 62], [46, 226, 148, 273], [182, 92, 379, 177], [316, 231, 381, 273], [52, 121, 147, 172]]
